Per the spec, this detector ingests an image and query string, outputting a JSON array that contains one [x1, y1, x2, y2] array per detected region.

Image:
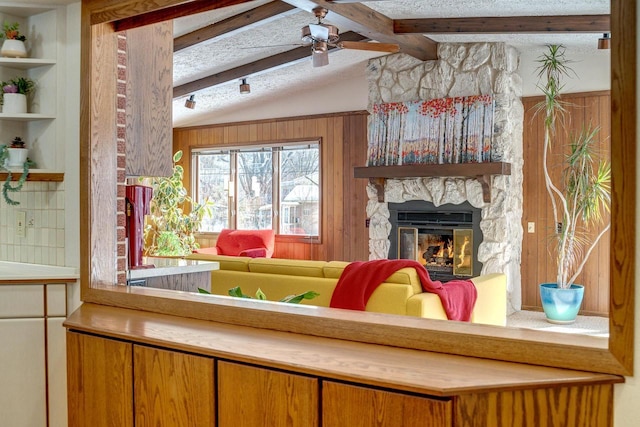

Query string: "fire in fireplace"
[[389, 201, 482, 281]]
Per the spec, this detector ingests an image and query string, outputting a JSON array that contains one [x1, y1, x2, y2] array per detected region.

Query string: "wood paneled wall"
[[173, 111, 370, 262], [522, 91, 611, 315]]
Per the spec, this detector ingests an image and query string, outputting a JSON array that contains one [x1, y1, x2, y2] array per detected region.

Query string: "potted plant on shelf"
[[5, 136, 28, 167], [535, 44, 611, 324], [1, 76, 35, 114], [143, 150, 213, 257], [0, 136, 34, 206], [0, 22, 27, 58]]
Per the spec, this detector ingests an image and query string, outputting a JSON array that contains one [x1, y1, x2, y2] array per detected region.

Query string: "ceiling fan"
[[301, 6, 399, 67]]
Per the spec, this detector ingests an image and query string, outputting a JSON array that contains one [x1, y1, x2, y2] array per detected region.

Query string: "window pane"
[[237, 150, 273, 229], [196, 153, 230, 232], [280, 145, 319, 235]]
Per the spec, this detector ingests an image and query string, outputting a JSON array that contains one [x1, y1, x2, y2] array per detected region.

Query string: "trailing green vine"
[[0, 144, 34, 206]]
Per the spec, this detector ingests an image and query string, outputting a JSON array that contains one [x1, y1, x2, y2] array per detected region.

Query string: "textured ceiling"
[[172, 0, 610, 127]]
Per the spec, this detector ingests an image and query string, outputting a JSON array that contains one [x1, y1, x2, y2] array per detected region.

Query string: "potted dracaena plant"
[[0, 21, 27, 58], [534, 44, 611, 324]]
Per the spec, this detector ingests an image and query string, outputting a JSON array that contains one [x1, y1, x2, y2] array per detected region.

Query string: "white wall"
[[198, 73, 370, 125], [519, 49, 611, 97], [64, 2, 81, 272]]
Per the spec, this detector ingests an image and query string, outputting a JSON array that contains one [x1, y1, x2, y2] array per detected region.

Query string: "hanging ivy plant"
[[0, 144, 34, 206]]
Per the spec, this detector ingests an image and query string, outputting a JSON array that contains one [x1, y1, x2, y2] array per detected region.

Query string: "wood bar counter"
[[64, 303, 622, 426]]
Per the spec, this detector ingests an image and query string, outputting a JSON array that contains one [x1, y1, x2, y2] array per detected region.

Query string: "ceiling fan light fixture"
[[185, 94, 196, 109], [239, 78, 250, 94], [312, 41, 328, 54], [301, 24, 339, 44], [301, 7, 339, 44], [598, 32, 610, 50]]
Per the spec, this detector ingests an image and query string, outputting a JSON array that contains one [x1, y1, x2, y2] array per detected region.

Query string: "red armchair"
[[194, 229, 275, 258]]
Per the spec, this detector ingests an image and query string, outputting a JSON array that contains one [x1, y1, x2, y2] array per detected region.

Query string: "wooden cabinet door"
[[66, 331, 133, 427], [218, 361, 318, 427], [322, 381, 452, 427], [134, 344, 215, 426]]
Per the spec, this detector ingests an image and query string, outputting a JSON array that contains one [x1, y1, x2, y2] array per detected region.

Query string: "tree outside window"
[[193, 142, 320, 236]]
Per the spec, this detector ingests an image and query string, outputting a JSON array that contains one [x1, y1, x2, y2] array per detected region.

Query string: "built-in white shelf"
[[0, 113, 55, 121], [0, 58, 56, 69]]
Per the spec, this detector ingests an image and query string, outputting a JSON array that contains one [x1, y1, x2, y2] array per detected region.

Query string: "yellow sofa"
[[186, 254, 507, 326]]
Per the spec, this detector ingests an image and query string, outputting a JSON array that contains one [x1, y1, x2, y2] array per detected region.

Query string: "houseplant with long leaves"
[[535, 44, 611, 323], [143, 150, 212, 256]]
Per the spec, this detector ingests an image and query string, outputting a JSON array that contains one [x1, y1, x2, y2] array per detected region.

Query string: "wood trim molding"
[[354, 162, 511, 203], [393, 15, 610, 34], [174, 109, 368, 131], [608, 0, 636, 373]]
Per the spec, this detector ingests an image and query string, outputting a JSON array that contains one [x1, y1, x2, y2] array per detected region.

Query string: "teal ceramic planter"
[[539, 283, 585, 324]]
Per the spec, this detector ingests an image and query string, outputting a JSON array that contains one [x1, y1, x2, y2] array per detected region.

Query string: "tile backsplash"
[[0, 181, 66, 266]]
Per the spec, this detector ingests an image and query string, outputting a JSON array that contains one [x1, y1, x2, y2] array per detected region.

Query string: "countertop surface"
[[0, 261, 80, 282], [128, 257, 219, 280]]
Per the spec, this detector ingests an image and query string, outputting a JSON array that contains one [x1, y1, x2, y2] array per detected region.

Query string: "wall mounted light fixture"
[[239, 78, 250, 94], [185, 94, 196, 109], [598, 33, 610, 50]]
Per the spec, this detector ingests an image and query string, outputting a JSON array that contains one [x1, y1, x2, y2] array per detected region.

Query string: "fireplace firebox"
[[388, 201, 482, 281]]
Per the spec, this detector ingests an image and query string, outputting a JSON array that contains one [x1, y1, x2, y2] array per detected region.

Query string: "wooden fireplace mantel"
[[353, 162, 512, 203]]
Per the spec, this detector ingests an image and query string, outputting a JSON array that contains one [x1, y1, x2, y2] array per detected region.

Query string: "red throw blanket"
[[329, 259, 477, 321]]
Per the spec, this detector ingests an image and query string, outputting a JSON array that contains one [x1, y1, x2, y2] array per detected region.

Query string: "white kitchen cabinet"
[[0, 283, 70, 427], [0, 317, 47, 426]]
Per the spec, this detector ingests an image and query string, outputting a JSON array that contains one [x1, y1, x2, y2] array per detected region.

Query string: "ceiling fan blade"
[[309, 23, 330, 41], [336, 41, 400, 53], [312, 50, 329, 67]]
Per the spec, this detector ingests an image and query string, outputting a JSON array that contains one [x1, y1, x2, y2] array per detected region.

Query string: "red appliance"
[[125, 185, 153, 269]]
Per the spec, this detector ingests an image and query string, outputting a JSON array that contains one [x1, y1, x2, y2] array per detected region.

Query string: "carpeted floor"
[[506, 310, 609, 337]]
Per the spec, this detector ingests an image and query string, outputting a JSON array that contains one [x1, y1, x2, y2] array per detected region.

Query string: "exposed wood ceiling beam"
[[112, 0, 254, 31], [281, 0, 437, 60], [173, 31, 367, 98], [174, 1, 297, 52], [394, 15, 610, 34]]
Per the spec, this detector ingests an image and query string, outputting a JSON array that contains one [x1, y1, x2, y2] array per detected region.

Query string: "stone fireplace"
[[364, 43, 523, 314]]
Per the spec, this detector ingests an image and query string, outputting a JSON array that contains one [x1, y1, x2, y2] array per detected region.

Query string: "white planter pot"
[[0, 39, 27, 58], [2, 93, 27, 114], [6, 148, 28, 168]]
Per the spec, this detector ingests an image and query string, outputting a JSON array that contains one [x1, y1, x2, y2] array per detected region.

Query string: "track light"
[[598, 33, 610, 50], [185, 94, 196, 109], [239, 78, 250, 94]]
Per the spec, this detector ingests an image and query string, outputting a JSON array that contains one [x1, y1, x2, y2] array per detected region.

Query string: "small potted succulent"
[[1, 76, 35, 114], [6, 137, 28, 167], [0, 136, 34, 206], [0, 22, 27, 58]]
